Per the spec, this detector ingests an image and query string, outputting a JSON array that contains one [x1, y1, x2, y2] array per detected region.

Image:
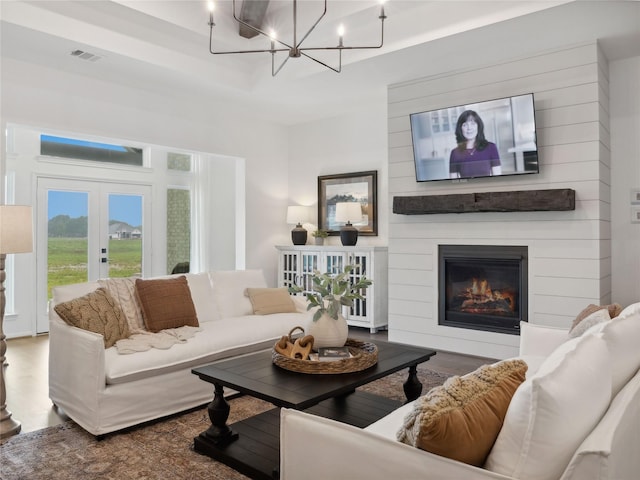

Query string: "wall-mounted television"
[[410, 93, 539, 182]]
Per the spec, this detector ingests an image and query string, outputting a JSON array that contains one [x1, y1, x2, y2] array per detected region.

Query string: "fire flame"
[[460, 277, 515, 312]]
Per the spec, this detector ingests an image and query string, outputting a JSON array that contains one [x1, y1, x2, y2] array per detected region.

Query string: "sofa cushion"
[[485, 333, 611, 480], [52, 281, 101, 304], [104, 312, 308, 384], [246, 287, 296, 315], [54, 288, 130, 348], [98, 277, 146, 332], [135, 276, 199, 333], [585, 301, 640, 396], [210, 270, 267, 318], [397, 359, 527, 467], [568, 308, 610, 338], [185, 273, 220, 322]]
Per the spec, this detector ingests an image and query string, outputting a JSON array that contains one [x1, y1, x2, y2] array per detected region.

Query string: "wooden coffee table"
[[191, 340, 436, 479]]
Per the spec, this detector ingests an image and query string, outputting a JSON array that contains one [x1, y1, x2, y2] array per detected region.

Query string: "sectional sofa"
[[48, 269, 311, 436], [281, 302, 640, 480]]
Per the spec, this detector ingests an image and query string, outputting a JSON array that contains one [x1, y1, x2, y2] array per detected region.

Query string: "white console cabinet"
[[276, 245, 388, 332]]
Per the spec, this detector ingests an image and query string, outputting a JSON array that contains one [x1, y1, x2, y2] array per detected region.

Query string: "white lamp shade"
[[286, 205, 311, 225], [0, 205, 33, 254], [335, 202, 363, 224]]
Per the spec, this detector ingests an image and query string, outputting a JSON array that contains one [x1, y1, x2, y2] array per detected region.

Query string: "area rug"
[[0, 365, 452, 480]]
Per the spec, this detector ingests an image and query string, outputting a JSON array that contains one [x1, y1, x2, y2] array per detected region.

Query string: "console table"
[[275, 245, 388, 332]]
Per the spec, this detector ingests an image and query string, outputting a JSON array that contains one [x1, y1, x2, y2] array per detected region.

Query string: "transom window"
[[40, 135, 143, 166]]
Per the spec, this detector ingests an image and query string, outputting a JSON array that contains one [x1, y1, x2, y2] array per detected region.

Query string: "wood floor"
[[3, 328, 495, 434]]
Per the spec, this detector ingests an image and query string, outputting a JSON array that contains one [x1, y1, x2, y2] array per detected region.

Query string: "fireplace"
[[439, 245, 528, 335]]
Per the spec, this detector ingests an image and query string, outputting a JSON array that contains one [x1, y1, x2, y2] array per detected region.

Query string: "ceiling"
[[1, 1, 639, 125]]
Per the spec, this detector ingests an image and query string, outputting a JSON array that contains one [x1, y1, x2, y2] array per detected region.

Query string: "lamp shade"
[[334, 202, 362, 224], [0, 205, 33, 254], [286, 205, 311, 225]]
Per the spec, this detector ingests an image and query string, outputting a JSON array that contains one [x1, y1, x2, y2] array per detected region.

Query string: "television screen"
[[410, 93, 539, 182]]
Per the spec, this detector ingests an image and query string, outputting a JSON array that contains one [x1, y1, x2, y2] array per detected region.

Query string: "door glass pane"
[[167, 189, 190, 274], [47, 191, 88, 299], [108, 194, 143, 278]]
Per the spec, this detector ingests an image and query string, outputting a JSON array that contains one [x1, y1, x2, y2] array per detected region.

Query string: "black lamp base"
[[291, 224, 308, 245], [340, 223, 359, 246]]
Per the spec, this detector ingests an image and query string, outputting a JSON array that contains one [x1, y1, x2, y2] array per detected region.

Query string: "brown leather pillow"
[[135, 276, 199, 332], [246, 287, 296, 315], [54, 288, 130, 348], [397, 359, 528, 467]]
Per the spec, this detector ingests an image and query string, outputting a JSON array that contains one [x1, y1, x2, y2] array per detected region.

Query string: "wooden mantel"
[[393, 189, 575, 215]]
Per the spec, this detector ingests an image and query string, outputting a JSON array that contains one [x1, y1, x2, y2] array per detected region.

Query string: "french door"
[[36, 177, 152, 333]]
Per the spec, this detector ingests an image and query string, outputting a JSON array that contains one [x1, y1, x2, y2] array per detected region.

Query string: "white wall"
[[1, 58, 290, 336], [610, 56, 640, 306], [387, 42, 614, 359], [288, 100, 389, 247]]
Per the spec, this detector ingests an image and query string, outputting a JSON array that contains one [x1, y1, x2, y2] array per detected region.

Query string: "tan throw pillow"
[[135, 276, 199, 332], [246, 287, 296, 315], [571, 303, 622, 330], [568, 308, 610, 338], [397, 359, 528, 467], [54, 288, 130, 348]]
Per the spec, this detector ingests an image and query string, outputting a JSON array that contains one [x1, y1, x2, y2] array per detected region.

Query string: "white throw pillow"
[[98, 277, 146, 332], [585, 301, 640, 396], [209, 270, 267, 319], [485, 333, 611, 480]]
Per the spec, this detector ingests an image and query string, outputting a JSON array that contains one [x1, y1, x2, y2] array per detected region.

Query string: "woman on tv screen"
[[449, 110, 502, 179]]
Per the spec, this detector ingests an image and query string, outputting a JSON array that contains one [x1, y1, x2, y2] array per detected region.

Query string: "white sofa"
[[49, 269, 310, 436], [281, 302, 640, 480]]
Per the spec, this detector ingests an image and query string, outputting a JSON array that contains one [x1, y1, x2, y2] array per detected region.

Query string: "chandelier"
[[207, 0, 387, 76]]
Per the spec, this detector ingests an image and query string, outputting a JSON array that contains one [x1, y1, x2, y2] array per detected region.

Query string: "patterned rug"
[[0, 365, 452, 480]]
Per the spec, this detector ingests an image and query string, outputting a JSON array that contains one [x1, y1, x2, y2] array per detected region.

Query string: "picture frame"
[[317, 170, 377, 236]]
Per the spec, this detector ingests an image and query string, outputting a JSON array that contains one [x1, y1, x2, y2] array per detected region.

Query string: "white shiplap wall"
[[387, 42, 610, 359]]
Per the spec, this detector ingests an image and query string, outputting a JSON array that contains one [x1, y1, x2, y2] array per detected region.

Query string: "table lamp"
[[286, 206, 311, 245], [335, 202, 362, 246], [0, 205, 33, 439]]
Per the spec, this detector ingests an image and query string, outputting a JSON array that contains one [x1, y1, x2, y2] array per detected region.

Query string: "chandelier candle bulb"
[[207, 1, 214, 26]]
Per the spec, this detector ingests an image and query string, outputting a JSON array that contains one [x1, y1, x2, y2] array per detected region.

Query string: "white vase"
[[306, 312, 349, 351]]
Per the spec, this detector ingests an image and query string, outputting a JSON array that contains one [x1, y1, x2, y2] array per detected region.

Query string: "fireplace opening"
[[439, 245, 527, 335]]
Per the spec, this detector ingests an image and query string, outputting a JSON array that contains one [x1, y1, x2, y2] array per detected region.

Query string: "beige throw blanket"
[[115, 325, 201, 354]]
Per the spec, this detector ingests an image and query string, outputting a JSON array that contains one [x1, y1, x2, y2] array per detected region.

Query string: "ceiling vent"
[[70, 50, 101, 62]]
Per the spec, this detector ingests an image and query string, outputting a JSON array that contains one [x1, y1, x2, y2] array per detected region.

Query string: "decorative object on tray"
[[274, 326, 315, 361], [317, 346, 352, 362], [289, 265, 372, 350], [272, 338, 378, 374]]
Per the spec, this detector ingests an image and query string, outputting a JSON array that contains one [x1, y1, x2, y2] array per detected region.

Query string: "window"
[[167, 152, 192, 172], [40, 135, 143, 166], [167, 188, 191, 274]]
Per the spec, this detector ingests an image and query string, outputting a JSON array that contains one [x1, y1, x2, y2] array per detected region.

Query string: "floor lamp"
[[0, 205, 33, 439]]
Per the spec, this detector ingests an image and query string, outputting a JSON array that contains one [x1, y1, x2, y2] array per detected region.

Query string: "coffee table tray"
[[272, 338, 378, 374]]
